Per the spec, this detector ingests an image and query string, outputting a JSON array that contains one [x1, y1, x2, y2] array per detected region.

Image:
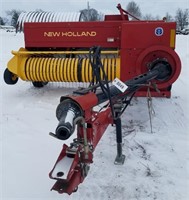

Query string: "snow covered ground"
[[0, 30, 189, 200]]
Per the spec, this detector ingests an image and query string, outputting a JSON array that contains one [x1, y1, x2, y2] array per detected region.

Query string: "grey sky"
[[1, 0, 189, 18]]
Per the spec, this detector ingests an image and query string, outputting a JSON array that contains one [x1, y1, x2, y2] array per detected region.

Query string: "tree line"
[[0, 1, 188, 31], [126, 1, 188, 30]]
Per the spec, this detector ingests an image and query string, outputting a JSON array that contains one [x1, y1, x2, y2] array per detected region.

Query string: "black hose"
[[96, 63, 171, 104]]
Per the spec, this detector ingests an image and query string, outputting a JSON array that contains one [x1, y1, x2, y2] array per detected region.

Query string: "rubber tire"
[[167, 85, 172, 91], [4, 68, 18, 85], [32, 81, 48, 88]]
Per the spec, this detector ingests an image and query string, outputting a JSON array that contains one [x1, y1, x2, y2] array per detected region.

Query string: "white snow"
[[0, 30, 189, 200]]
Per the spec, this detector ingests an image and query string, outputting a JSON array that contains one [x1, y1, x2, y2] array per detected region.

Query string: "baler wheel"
[[4, 68, 18, 85], [167, 85, 172, 91], [32, 81, 48, 88]]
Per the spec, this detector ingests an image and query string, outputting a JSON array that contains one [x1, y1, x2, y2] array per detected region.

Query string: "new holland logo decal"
[[44, 31, 97, 37]]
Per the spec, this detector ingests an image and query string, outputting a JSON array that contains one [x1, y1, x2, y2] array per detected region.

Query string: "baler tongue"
[[49, 142, 93, 194], [48, 43, 178, 194]]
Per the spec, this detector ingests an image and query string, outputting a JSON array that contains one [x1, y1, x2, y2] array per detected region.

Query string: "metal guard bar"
[[11, 50, 119, 56]]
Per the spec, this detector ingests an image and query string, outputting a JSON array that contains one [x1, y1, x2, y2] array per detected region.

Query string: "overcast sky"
[[1, 0, 189, 18]]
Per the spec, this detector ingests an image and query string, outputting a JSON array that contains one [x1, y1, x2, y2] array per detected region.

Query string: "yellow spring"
[[25, 57, 120, 82]]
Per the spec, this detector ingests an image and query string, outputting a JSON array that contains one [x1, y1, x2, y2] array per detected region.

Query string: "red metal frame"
[[23, 4, 181, 97], [49, 94, 113, 194], [49, 53, 181, 193]]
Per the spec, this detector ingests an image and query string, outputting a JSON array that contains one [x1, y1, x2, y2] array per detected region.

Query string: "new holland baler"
[[3, 4, 182, 195], [4, 4, 181, 97]]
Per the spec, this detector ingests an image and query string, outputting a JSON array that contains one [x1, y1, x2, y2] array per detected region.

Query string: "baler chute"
[[4, 4, 181, 97]]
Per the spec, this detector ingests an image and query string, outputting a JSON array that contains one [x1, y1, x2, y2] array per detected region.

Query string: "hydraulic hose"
[[96, 62, 172, 104], [54, 61, 172, 140]]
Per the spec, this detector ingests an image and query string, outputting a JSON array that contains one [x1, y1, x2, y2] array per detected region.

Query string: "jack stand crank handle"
[[114, 117, 125, 165]]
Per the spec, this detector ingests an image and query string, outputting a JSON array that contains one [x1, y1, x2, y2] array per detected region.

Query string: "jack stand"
[[114, 116, 125, 165]]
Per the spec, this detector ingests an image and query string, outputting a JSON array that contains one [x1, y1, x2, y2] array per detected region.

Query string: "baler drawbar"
[[49, 45, 174, 194]]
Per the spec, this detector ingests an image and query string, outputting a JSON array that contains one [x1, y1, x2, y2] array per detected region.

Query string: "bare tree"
[[2, 17, 9, 25], [142, 14, 154, 20], [126, 1, 142, 19], [80, 8, 101, 21], [175, 8, 189, 30], [154, 15, 161, 20], [165, 12, 174, 22], [11, 12, 19, 28], [0, 16, 5, 25], [142, 14, 160, 21], [6, 9, 23, 28]]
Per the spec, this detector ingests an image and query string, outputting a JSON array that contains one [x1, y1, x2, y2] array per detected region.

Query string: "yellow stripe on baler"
[[54, 58, 59, 81], [32, 58, 39, 81], [67, 58, 72, 82], [56, 58, 61, 82], [81, 58, 86, 82], [51, 58, 56, 81], [88, 60, 92, 82], [46, 58, 52, 81], [64, 58, 69, 82], [35, 57, 41, 81], [170, 29, 175, 48], [74, 58, 79, 82], [49, 58, 55, 81], [69, 58, 73, 82], [42, 58, 48, 81], [71, 58, 77, 82], [60, 58, 65, 81], [107, 58, 111, 80], [25, 58, 30, 80], [111, 58, 115, 81], [39, 58, 45, 81], [85, 59, 90, 82], [115, 58, 120, 79]]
